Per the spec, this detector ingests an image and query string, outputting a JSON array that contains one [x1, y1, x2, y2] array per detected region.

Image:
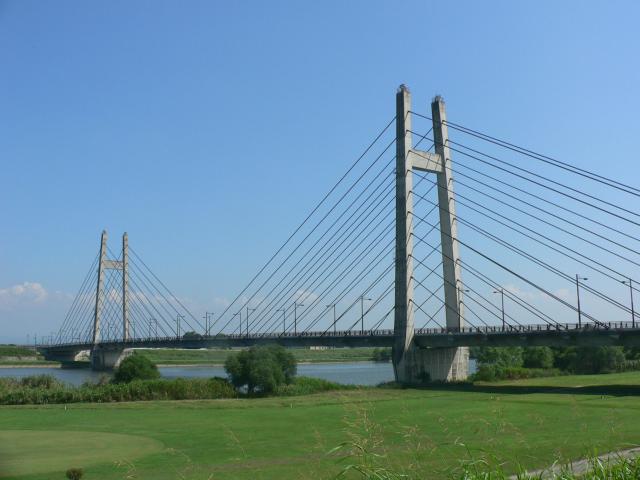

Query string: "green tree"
[[113, 354, 160, 383], [224, 345, 296, 394], [522, 347, 554, 369], [553, 346, 625, 374], [473, 347, 523, 368]]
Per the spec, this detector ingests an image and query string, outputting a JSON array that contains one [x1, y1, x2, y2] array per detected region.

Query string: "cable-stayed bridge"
[[40, 85, 640, 382]]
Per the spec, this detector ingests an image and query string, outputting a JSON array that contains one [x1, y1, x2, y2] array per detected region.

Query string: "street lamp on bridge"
[[293, 302, 304, 335], [493, 288, 506, 329], [277, 308, 286, 334], [203, 312, 215, 336], [575, 275, 588, 328], [359, 296, 372, 334], [622, 279, 635, 328], [232, 311, 241, 336], [246, 307, 256, 337], [326, 303, 337, 334]]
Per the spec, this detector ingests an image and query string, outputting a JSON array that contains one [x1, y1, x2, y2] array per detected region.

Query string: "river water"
[[0, 360, 476, 386]]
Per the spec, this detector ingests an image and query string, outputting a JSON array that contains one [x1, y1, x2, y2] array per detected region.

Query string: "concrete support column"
[[392, 85, 416, 382], [90, 347, 130, 371], [92, 231, 107, 345], [122, 232, 130, 341], [431, 96, 469, 381], [391, 88, 469, 383], [432, 97, 465, 330]]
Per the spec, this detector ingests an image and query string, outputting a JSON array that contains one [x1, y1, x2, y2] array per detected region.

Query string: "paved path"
[[510, 447, 640, 479]]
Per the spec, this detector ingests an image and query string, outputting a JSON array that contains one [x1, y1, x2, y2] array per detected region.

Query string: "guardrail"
[[44, 321, 639, 349]]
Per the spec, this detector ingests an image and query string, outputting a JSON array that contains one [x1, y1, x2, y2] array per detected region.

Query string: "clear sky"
[[1, 1, 640, 343]]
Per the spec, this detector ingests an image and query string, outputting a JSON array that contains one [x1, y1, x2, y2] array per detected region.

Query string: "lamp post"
[[277, 308, 286, 334], [294, 302, 304, 335], [232, 311, 241, 336], [203, 312, 215, 336], [246, 307, 256, 337], [457, 286, 470, 328], [326, 303, 337, 334], [493, 288, 505, 329], [359, 296, 372, 334], [576, 274, 588, 327], [622, 279, 635, 328], [176, 314, 184, 338]]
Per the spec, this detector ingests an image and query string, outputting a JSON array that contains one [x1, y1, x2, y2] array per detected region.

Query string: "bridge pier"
[[393, 86, 468, 384], [395, 346, 468, 383], [90, 347, 130, 371]]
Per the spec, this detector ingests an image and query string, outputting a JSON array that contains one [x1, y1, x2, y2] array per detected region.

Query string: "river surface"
[[0, 360, 476, 386]]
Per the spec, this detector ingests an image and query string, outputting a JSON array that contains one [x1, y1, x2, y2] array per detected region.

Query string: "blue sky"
[[1, 1, 640, 342]]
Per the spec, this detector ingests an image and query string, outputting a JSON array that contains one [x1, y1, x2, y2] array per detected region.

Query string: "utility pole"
[[456, 286, 469, 329], [294, 302, 304, 335], [277, 308, 286, 334], [233, 311, 241, 336], [576, 274, 588, 327], [246, 307, 256, 337], [203, 312, 215, 336], [493, 288, 505, 329], [326, 303, 337, 334], [623, 279, 635, 328], [176, 314, 184, 338], [359, 296, 372, 334]]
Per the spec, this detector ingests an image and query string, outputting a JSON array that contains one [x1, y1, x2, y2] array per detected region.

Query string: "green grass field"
[[1, 372, 640, 479], [134, 347, 384, 365]]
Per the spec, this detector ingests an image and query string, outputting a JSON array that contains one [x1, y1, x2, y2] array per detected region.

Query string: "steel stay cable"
[[128, 248, 203, 330], [418, 303, 446, 329], [56, 253, 100, 342], [106, 246, 189, 334], [410, 210, 608, 327], [411, 181, 640, 295], [410, 130, 640, 228], [411, 128, 640, 246], [245, 172, 397, 333], [410, 110, 640, 198], [410, 216, 564, 327], [214, 126, 398, 333], [252, 202, 397, 334], [410, 188, 634, 315], [233, 124, 434, 336]]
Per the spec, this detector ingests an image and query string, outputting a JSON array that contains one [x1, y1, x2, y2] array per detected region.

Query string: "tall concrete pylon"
[[392, 85, 469, 383], [91, 230, 131, 345]]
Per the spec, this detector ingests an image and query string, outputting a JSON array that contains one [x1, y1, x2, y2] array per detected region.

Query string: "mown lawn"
[[1, 372, 640, 479]]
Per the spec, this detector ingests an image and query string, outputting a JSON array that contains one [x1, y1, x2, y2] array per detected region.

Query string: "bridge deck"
[[41, 321, 640, 357]]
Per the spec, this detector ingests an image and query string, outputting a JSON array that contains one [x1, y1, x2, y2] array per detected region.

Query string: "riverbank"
[[1, 371, 640, 479]]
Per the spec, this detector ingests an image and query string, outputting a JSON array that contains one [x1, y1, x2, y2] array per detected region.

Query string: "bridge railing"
[[47, 321, 639, 349]]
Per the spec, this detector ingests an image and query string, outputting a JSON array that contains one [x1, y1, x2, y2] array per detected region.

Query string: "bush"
[[471, 365, 562, 382], [113, 355, 160, 383], [224, 344, 297, 394], [523, 347, 554, 369], [20, 374, 62, 389], [371, 348, 391, 362], [0, 377, 237, 405], [473, 347, 524, 368], [553, 346, 626, 374], [275, 376, 352, 396], [66, 468, 83, 480]]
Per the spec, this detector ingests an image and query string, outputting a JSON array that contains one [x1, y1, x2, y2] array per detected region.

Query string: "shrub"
[[20, 374, 62, 389], [523, 346, 554, 369], [225, 344, 297, 394], [65, 468, 83, 480], [113, 355, 160, 383], [275, 376, 352, 396], [473, 347, 524, 368], [471, 365, 562, 382], [371, 348, 391, 362]]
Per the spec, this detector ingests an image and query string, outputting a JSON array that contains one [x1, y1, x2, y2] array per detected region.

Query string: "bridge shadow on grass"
[[385, 382, 640, 397]]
